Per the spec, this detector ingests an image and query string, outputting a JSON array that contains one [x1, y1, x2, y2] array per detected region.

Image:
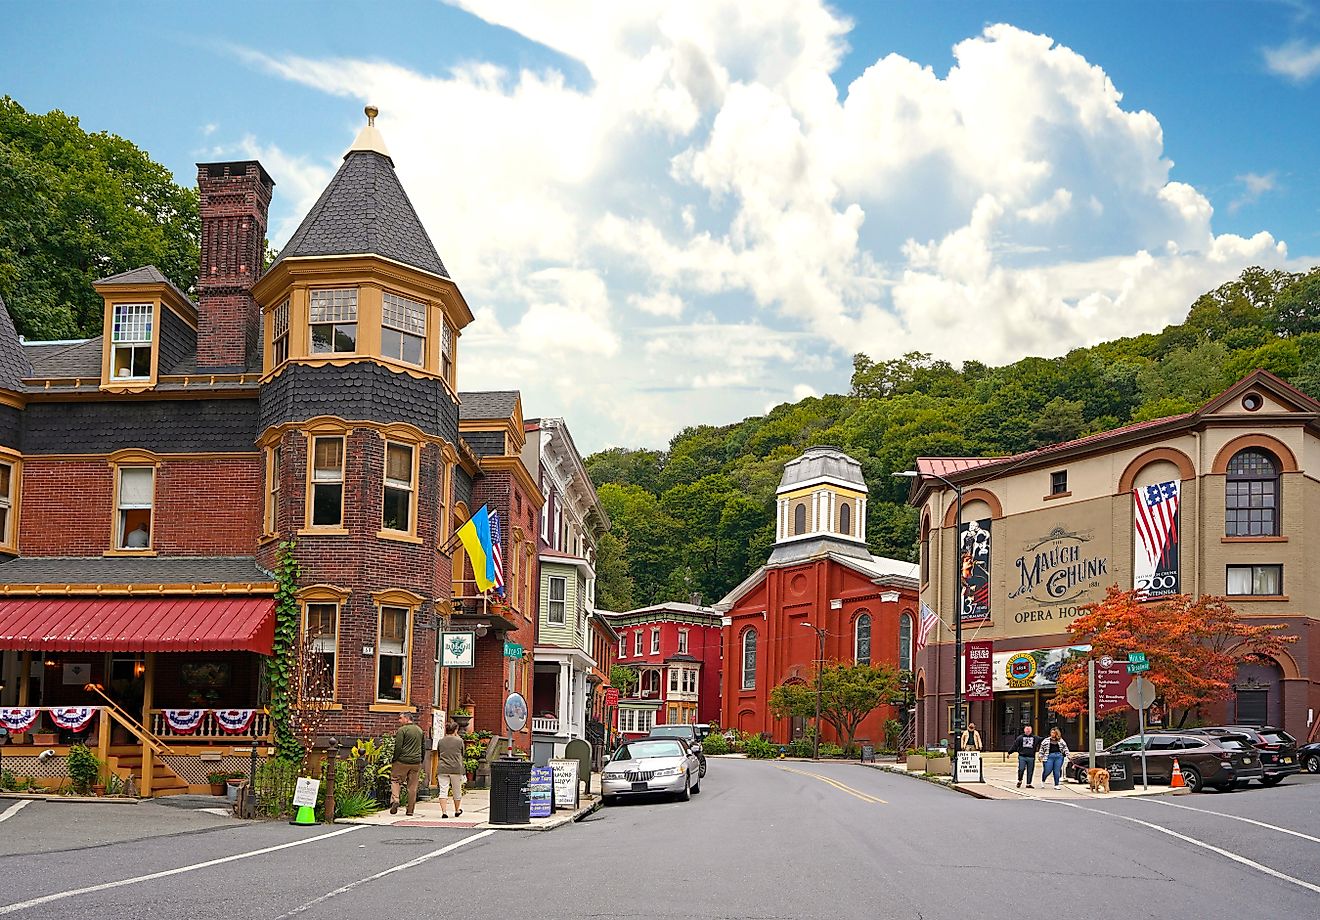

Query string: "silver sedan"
[[601, 738, 702, 804]]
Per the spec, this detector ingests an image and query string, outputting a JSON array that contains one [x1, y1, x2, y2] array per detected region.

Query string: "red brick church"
[[716, 447, 918, 748]]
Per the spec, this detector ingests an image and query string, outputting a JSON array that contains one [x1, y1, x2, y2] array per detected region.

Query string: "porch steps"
[[110, 747, 189, 797]]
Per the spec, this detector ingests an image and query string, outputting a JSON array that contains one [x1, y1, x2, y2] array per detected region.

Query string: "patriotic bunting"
[[47, 707, 97, 732], [0, 708, 40, 733], [212, 709, 257, 734], [162, 709, 207, 734]]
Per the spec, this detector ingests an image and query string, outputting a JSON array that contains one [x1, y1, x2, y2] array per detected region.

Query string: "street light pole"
[[801, 622, 826, 761], [895, 469, 964, 779]]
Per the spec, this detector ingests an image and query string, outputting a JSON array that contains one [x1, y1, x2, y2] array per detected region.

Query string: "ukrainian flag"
[[456, 504, 498, 592]]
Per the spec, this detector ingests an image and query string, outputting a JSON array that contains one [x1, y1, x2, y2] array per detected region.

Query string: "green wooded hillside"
[[587, 266, 1320, 611]]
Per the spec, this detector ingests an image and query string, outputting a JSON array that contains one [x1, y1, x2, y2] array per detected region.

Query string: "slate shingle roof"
[[0, 556, 272, 586], [95, 264, 194, 306], [0, 295, 33, 390], [459, 390, 520, 420], [270, 150, 449, 279], [21, 337, 103, 378]]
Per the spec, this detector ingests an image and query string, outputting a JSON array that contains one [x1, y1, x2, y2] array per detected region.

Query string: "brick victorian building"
[[0, 110, 536, 791]]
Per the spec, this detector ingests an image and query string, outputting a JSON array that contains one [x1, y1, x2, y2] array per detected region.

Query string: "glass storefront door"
[[995, 691, 1083, 751]]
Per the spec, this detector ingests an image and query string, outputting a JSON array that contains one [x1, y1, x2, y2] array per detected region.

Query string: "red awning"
[[0, 597, 275, 654]]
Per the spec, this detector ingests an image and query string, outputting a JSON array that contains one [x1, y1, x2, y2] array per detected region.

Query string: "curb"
[[0, 792, 141, 805]]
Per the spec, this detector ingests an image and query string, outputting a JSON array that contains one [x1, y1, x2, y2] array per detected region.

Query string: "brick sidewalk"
[[873, 755, 1173, 801]]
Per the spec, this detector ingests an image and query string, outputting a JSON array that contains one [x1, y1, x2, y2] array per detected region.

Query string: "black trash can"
[[488, 758, 532, 825], [1101, 752, 1135, 791]]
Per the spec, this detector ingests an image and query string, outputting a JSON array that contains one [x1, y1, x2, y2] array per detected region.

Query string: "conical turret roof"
[[269, 108, 449, 279]]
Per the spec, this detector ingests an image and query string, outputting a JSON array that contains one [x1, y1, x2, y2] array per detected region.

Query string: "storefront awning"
[[0, 596, 275, 654]]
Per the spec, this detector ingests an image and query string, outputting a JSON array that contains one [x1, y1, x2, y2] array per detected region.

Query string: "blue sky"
[[5, 1, 1320, 451]]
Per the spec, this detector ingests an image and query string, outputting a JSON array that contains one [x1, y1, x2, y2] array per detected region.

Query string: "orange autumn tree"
[[1050, 587, 1296, 727]]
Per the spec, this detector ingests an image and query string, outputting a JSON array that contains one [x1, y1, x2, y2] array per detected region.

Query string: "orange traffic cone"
[[1170, 757, 1190, 794]]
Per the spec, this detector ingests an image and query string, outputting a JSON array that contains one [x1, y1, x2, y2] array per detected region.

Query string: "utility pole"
[[801, 622, 827, 761]]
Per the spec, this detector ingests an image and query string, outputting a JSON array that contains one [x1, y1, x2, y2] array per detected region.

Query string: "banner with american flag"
[[916, 602, 941, 651], [1134, 479, 1180, 598], [489, 511, 506, 597]]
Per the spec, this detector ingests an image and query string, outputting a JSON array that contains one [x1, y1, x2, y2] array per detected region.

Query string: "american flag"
[[1134, 481, 1179, 570], [916, 602, 940, 651], [489, 511, 506, 597]]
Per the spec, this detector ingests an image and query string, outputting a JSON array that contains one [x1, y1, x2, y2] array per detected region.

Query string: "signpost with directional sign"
[[1125, 653, 1153, 790]]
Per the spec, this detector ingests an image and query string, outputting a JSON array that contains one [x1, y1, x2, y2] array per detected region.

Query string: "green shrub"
[[66, 744, 100, 794], [742, 735, 776, 759], [332, 786, 379, 819], [702, 733, 729, 755], [818, 743, 845, 759], [786, 737, 813, 758]]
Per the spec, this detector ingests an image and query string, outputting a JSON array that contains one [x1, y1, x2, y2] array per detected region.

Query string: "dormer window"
[[272, 298, 290, 365], [382, 291, 426, 365], [111, 303, 153, 379], [309, 288, 357, 354]]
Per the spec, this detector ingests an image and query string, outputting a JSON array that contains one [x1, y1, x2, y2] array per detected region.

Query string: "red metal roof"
[[0, 596, 275, 653]]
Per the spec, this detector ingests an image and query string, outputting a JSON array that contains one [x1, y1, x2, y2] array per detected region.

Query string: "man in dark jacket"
[[1006, 725, 1038, 788], [390, 713, 425, 816]]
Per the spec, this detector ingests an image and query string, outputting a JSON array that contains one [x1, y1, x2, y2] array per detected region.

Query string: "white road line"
[[0, 824, 363, 915], [1043, 798, 1320, 896], [1142, 798, 1320, 845], [272, 829, 496, 919], [0, 800, 32, 824]]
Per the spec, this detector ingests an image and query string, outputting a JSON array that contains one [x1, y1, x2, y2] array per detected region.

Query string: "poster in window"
[[958, 518, 992, 623], [1133, 480, 1180, 598]]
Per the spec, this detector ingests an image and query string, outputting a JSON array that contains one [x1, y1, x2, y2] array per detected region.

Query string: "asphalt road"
[[1, 762, 1317, 919]]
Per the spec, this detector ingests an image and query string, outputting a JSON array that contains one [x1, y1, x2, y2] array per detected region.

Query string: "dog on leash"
[[1087, 768, 1111, 793]]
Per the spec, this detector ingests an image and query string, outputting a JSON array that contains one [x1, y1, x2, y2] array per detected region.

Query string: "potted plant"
[[32, 730, 58, 746], [206, 771, 229, 796], [905, 748, 927, 772], [926, 749, 952, 775]]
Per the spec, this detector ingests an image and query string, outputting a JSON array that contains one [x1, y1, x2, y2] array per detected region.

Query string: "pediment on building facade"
[[1196, 369, 1320, 422]]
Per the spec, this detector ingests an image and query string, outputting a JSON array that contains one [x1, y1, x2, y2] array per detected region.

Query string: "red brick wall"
[[18, 455, 262, 557]]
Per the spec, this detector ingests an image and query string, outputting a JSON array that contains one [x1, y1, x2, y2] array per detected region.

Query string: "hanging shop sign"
[[963, 640, 994, 701], [1133, 480, 1180, 599], [440, 631, 476, 668], [992, 645, 1091, 692], [958, 518, 992, 623]]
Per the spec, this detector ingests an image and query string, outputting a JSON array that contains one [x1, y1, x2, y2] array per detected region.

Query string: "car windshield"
[[648, 726, 693, 738], [1218, 738, 1250, 751], [614, 740, 684, 760]]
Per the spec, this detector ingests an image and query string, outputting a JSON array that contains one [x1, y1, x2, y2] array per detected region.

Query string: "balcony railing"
[[531, 717, 560, 734], [149, 709, 271, 741]]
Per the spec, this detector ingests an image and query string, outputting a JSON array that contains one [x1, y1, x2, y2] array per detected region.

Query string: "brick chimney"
[[195, 161, 275, 372]]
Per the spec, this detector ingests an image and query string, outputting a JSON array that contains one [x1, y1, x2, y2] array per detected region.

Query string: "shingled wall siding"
[[258, 427, 452, 739], [17, 455, 262, 557], [0, 405, 19, 450], [259, 363, 460, 445], [20, 398, 261, 455]]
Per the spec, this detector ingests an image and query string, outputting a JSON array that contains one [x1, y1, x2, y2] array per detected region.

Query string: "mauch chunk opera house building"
[[0, 110, 521, 794], [904, 370, 1320, 753]]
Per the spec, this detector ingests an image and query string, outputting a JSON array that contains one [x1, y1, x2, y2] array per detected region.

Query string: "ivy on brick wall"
[[267, 540, 302, 762]]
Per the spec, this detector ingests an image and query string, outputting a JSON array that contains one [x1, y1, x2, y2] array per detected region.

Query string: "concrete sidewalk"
[[872, 755, 1173, 801], [336, 772, 603, 831]]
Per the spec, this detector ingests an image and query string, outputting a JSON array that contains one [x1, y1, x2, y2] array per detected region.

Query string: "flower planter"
[[905, 754, 927, 772], [926, 756, 952, 775], [32, 733, 58, 746], [91, 784, 106, 797], [209, 782, 227, 796], [225, 780, 242, 803]]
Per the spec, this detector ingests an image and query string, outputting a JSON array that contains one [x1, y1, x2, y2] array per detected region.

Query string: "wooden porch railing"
[[149, 709, 271, 741]]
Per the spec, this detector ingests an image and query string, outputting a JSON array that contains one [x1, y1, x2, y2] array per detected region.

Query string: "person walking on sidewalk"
[[1006, 724, 1038, 788], [1039, 727, 1070, 789], [960, 722, 983, 751], [435, 720, 466, 819], [390, 712, 425, 816]]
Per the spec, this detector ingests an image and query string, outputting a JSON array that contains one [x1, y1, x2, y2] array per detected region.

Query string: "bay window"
[[383, 442, 415, 533], [309, 288, 357, 354], [377, 605, 410, 702], [304, 603, 338, 699], [310, 437, 345, 527], [382, 291, 426, 366]]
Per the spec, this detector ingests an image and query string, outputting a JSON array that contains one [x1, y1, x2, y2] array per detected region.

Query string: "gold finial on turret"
[[365, 105, 379, 127]]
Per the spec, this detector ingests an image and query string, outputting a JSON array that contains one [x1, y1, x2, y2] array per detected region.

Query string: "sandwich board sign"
[[550, 758, 580, 809]]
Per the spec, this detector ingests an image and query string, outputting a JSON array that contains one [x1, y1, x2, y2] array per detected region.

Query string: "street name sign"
[[1126, 660, 1151, 674]]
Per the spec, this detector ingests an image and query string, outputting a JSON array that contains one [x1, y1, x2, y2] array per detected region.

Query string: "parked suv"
[[1067, 731, 1262, 792], [1189, 726, 1300, 786], [1299, 740, 1320, 774], [646, 724, 707, 777]]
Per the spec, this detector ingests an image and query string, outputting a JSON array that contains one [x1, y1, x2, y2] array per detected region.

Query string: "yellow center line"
[[777, 765, 887, 804]]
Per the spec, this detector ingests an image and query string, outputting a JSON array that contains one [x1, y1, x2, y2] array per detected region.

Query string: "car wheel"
[[602, 795, 616, 807], [699, 759, 707, 778], [1073, 766, 1089, 785], [1181, 766, 1202, 793], [1259, 775, 1285, 787], [1304, 753, 1320, 774], [677, 774, 691, 802], [1211, 783, 1232, 792], [692, 775, 701, 795]]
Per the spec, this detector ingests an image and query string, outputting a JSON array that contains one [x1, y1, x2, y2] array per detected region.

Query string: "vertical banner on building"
[[1133, 480, 1180, 598], [964, 640, 994, 700], [958, 518, 992, 622]]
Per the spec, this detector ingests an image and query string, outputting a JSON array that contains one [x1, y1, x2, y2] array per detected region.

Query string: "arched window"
[[899, 612, 913, 672], [920, 519, 930, 584], [854, 613, 871, 665], [741, 629, 758, 690], [641, 669, 660, 697], [1226, 449, 1279, 536], [839, 502, 851, 535], [793, 502, 807, 535]]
